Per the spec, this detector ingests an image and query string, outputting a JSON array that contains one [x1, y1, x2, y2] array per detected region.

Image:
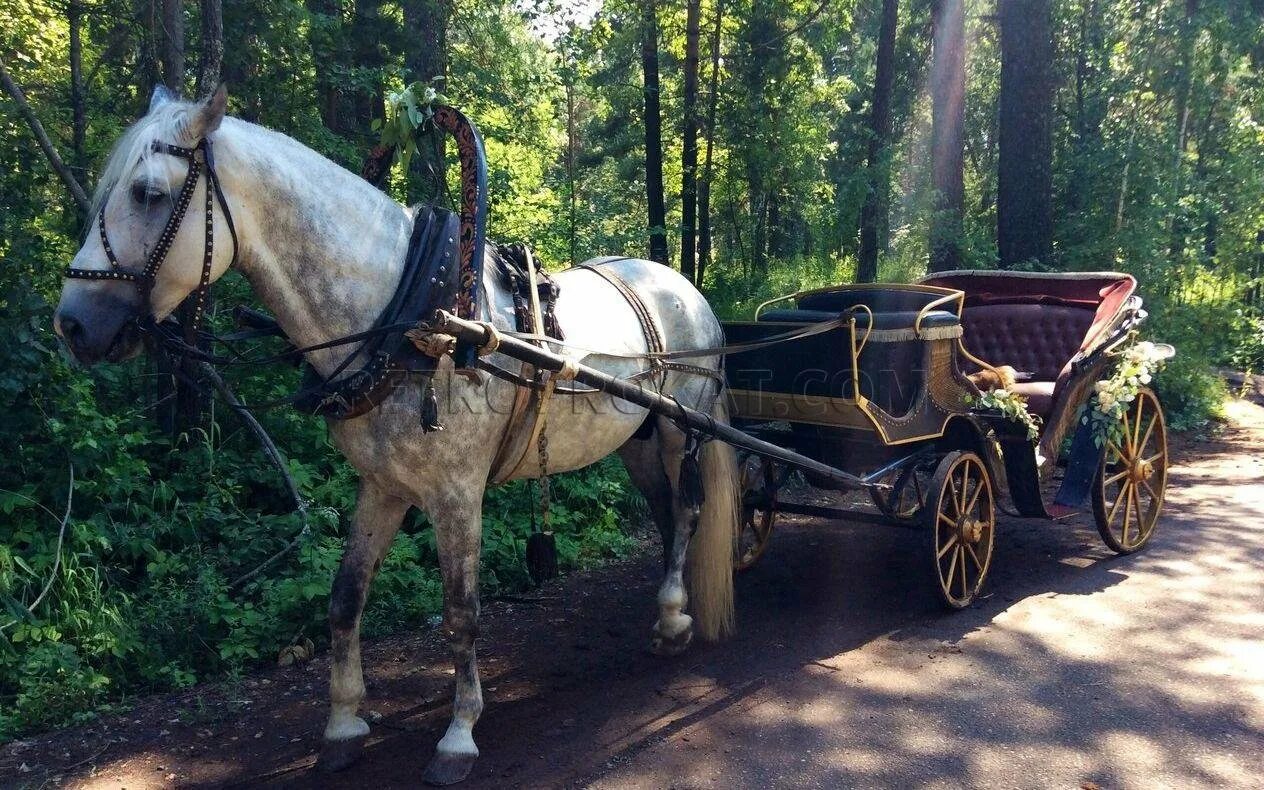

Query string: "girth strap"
[[488, 247, 556, 485]]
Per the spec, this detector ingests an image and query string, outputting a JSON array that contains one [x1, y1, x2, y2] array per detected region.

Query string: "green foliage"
[[2, 0, 1260, 743]]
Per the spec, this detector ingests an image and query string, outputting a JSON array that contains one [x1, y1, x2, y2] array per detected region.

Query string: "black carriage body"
[[722, 284, 984, 480], [721, 272, 1148, 514]]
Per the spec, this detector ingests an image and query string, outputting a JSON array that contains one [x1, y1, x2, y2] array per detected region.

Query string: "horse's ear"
[[191, 83, 228, 138], [148, 85, 177, 115]]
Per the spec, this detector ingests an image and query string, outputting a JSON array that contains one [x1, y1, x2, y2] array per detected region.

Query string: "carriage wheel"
[[869, 460, 930, 523], [1092, 387, 1168, 554], [926, 451, 995, 609], [735, 455, 779, 571]]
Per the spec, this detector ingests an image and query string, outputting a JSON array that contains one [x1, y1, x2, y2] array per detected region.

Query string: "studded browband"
[[64, 137, 239, 339]]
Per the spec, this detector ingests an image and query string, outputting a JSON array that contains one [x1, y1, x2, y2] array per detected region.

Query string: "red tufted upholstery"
[[960, 303, 1095, 417], [960, 304, 1094, 382]]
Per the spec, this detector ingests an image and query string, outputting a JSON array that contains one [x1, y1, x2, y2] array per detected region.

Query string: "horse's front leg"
[[422, 489, 486, 786], [317, 481, 409, 771]]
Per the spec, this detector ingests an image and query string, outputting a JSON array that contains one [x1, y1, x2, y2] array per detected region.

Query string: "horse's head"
[[54, 85, 233, 364]]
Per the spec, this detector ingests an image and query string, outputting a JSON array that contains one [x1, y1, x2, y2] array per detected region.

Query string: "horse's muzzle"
[[54, 293, 144, 365]]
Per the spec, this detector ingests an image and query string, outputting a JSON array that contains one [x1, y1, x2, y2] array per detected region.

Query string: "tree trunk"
[[402, 0, 450, 203], [929, 0, 965, 272], [68, 0, 86, 174], [160, 0, 185, 92], [997, 0, 1054, 269], [680, 0, 702, 283], [196, 0, 223, 94], [1166, 0, 1200, 267], [642, 0, 670, 265], [307, 0, 342, 133], [857, 0, 898, 283], [697, 0, 724, 287], [0, 57, 90, 213]]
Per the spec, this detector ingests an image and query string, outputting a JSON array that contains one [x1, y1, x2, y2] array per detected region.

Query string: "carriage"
[[60, 93, 1178, 780], [721, 270, 1169, 607]]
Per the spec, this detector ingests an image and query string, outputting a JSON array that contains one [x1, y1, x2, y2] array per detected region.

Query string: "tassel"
[[526, 531, 558, 585], [524, 479, 558, 585], [420, 382, 443, 432]]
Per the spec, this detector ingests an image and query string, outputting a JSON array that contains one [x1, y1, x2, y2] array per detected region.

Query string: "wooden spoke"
[[938, 512, 957, 529], [1144, 452, 1166, 465], [958, 466, 970, 514], [1130, 396, 1145, 455], [947, 477, 961, 518], [735, 457, 779, 571], [1139, 415, 1157, 455], [958, 546, 968, 599], [1106, 481, 1129, 525], [964, 480, 983, 518], [964, 542, 982, 573], [1106, 438, 1128, 464], [1141, 478, 1159, 501], [944, 545, 960, 594], [937, 533, 958, 560], [1121, 482, 1134, 545], [1103, 468, 1129, 487]]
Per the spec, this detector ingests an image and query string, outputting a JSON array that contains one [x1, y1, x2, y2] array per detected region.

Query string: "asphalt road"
[[6, 397, 1262, 789]]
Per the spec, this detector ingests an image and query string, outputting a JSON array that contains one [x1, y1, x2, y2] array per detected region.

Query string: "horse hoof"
[[422, 750, 478, 785], [650, 627, 693, 657], [316, 733, 367, 772]]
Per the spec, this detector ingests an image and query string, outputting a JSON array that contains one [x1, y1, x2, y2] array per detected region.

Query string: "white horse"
[[53, 87, 739, 784]]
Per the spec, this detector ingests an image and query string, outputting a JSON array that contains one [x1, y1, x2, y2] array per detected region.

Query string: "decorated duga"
[[52, 88, 1172, 784]]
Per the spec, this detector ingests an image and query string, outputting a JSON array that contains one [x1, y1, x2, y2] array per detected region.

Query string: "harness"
[[64, 138, 239, 343]]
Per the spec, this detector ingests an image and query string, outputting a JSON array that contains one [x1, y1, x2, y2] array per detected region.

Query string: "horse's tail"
[[687, 394, 739, 641]]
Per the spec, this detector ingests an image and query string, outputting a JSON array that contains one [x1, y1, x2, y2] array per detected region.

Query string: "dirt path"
[[4, 397, 1263, 789]]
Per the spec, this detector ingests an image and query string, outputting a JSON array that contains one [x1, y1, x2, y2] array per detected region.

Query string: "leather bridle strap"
[[64, 137, 239, 339]]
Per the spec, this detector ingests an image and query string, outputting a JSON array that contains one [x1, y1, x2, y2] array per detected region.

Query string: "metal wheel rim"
[[1095, 388, 1167, 553], [930, 453, 995, 609], [736, 457, 777, 571]]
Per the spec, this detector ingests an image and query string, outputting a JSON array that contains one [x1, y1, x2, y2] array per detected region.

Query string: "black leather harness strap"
[[576, 260, 667, 387], [65, 138, 240, 341]]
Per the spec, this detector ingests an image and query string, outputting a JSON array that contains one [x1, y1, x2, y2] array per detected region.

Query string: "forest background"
[[1, 0, 1261, 739]]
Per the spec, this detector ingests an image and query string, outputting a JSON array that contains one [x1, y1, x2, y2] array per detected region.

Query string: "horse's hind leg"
[[618, 425, 676, 570], [620, 418, 697, 655], [318, 482, 409, 771], [422, 488, 486, 786]]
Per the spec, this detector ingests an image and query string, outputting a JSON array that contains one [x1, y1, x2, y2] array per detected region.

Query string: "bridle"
[[63, 137, 239, 339]]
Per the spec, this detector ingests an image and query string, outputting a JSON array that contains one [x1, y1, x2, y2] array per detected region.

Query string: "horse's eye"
[[131, 182, 165, 206]]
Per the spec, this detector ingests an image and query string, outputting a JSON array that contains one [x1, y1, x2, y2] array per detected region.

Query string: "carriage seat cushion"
[[960, 303, 1095, 383], [1011, 381, 1056, 418], [759, 308, 959, 333]]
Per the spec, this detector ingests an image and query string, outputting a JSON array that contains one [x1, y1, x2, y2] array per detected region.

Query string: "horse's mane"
[[89, 100, 199, 220]]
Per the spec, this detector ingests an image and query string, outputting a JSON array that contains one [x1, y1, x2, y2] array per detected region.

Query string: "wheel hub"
[[1129, 457, 1153, 483], [957, 517, 984, 544]]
